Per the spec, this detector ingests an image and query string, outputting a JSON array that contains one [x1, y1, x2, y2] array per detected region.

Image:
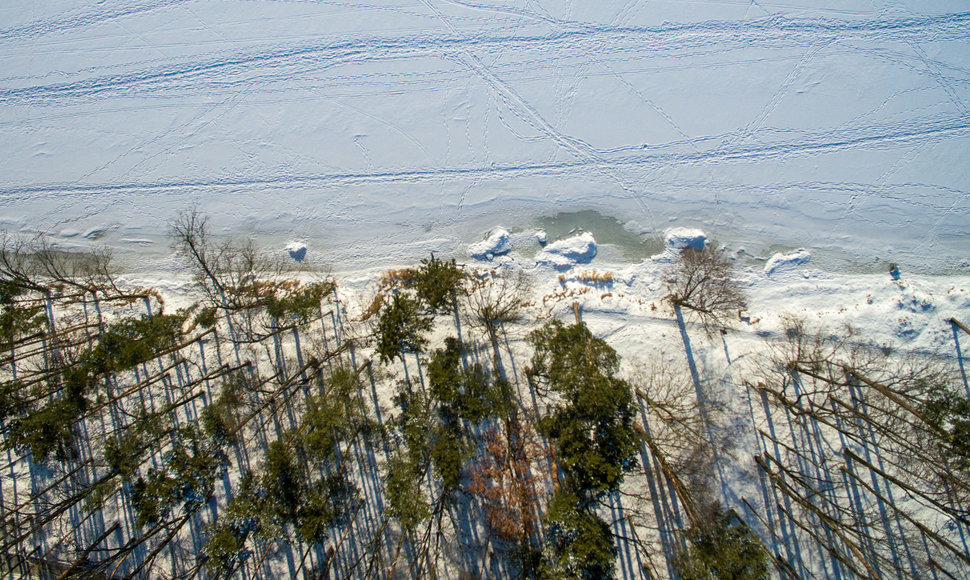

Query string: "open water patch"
[[533, 210, 662, 261]]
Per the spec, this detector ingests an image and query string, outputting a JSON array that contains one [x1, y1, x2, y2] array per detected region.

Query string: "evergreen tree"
[[385, 455, 430, 531], [412, 254, 465, 314], [674, 506, 770, 580], [375, 292, 432, 364], [540, 488, 616, 580], [528, 320, 640, 578], [528, 320, 639, 498], [131, 423, 228, 528]]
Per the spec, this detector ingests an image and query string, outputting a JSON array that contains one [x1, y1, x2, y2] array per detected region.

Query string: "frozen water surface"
[[0, 0, 968, 272]]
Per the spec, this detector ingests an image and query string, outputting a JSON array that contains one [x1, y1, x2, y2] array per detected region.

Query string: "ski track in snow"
[[1, 1, 968, 272], [4, 13, 970, 104], [0, 0, 188, 42], [2, 112, 967, 197]]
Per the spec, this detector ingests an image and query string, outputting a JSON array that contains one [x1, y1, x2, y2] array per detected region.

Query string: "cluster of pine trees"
[[0, 216, 968, 579]]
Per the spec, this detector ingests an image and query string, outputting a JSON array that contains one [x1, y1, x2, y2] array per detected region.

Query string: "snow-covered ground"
[[4, 5, 970, 575], [2, 0, 969, 275]]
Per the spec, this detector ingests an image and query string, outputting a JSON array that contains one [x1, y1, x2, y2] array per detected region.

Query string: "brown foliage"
[[358, 293, 385, 322], [468, 415, 551, 543], [377, 268, 417, 292]]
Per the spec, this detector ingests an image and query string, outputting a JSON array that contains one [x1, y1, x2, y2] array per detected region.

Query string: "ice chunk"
[[664, 227, 706, 250], [537, 232, 597, 268], [469, 228, 511, 260], [764, 249, 811, 275], [286, 242, 307, 262]]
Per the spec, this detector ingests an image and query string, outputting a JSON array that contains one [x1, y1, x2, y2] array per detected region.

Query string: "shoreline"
[[36, 205, 969, 279]]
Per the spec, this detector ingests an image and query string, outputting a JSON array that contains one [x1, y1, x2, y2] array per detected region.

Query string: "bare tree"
[[463, 269, 530, 383], [465, 271, 529, 341], [33, 241, 117, 296], [665, 246, 746, 334], [743, 316, 970, 579], [628, 358, 729, 550], [170, 209, 277, 311], [1, 232, 127, 298], [634, 361, 722, 483], [169, 209, 331, 345], [0, 233, 49, 294]]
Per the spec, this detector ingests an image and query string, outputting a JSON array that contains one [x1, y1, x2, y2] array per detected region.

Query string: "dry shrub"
[[579, 270, 613, 283], [358, 293, 385, 322], [377, 268, 417, 292], [558, 270, 613, 286]]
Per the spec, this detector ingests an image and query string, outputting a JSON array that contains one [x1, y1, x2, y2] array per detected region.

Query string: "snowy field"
[[1, 0, 969, 274]]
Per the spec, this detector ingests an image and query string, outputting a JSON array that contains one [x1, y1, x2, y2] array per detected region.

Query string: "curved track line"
[[2, 113, 966, 199]]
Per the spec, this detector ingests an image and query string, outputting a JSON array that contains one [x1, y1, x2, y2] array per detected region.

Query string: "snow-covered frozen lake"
[[1, 0, 968, 273]]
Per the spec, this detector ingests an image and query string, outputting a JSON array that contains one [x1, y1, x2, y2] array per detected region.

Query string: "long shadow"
[[673, 304, 729, 498], [757, 392, 810, 578], [500, 320, 520, 385], [635, 397, 678, 579], [608, 491, 637, 579], [741, 383, 788, 566], [952, 322, 970, 398], [673, 305, 704, 416], [353, 449, 391, 576], [453, 337, 537, 576], [721, 331, 732, 365], [488, 330, 508, 384], [414, 351, 427, 394], [366, 366, 393, 459], [292, 330, 524, 577]]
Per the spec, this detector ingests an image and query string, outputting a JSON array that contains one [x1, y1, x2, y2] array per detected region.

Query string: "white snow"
[[468, 228, 511, 260], [764, 248, 812, 275], [3, 3, 970, 576], [536, 232, 597, 268], [663, 227, 707, 251]]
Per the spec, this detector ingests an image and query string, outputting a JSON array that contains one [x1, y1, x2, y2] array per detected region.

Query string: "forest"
[[1, 211, 969, 579]]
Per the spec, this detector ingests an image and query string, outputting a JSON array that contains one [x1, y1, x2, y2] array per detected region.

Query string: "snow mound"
[[664, 227, 706, 250], [469, 228, 511, 260], [84, 227, 107, 240], [896, 285, 936, 314], [764, 249, 811, 275], [285, 242, 307, 262], [537, 232, 597, 268]]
